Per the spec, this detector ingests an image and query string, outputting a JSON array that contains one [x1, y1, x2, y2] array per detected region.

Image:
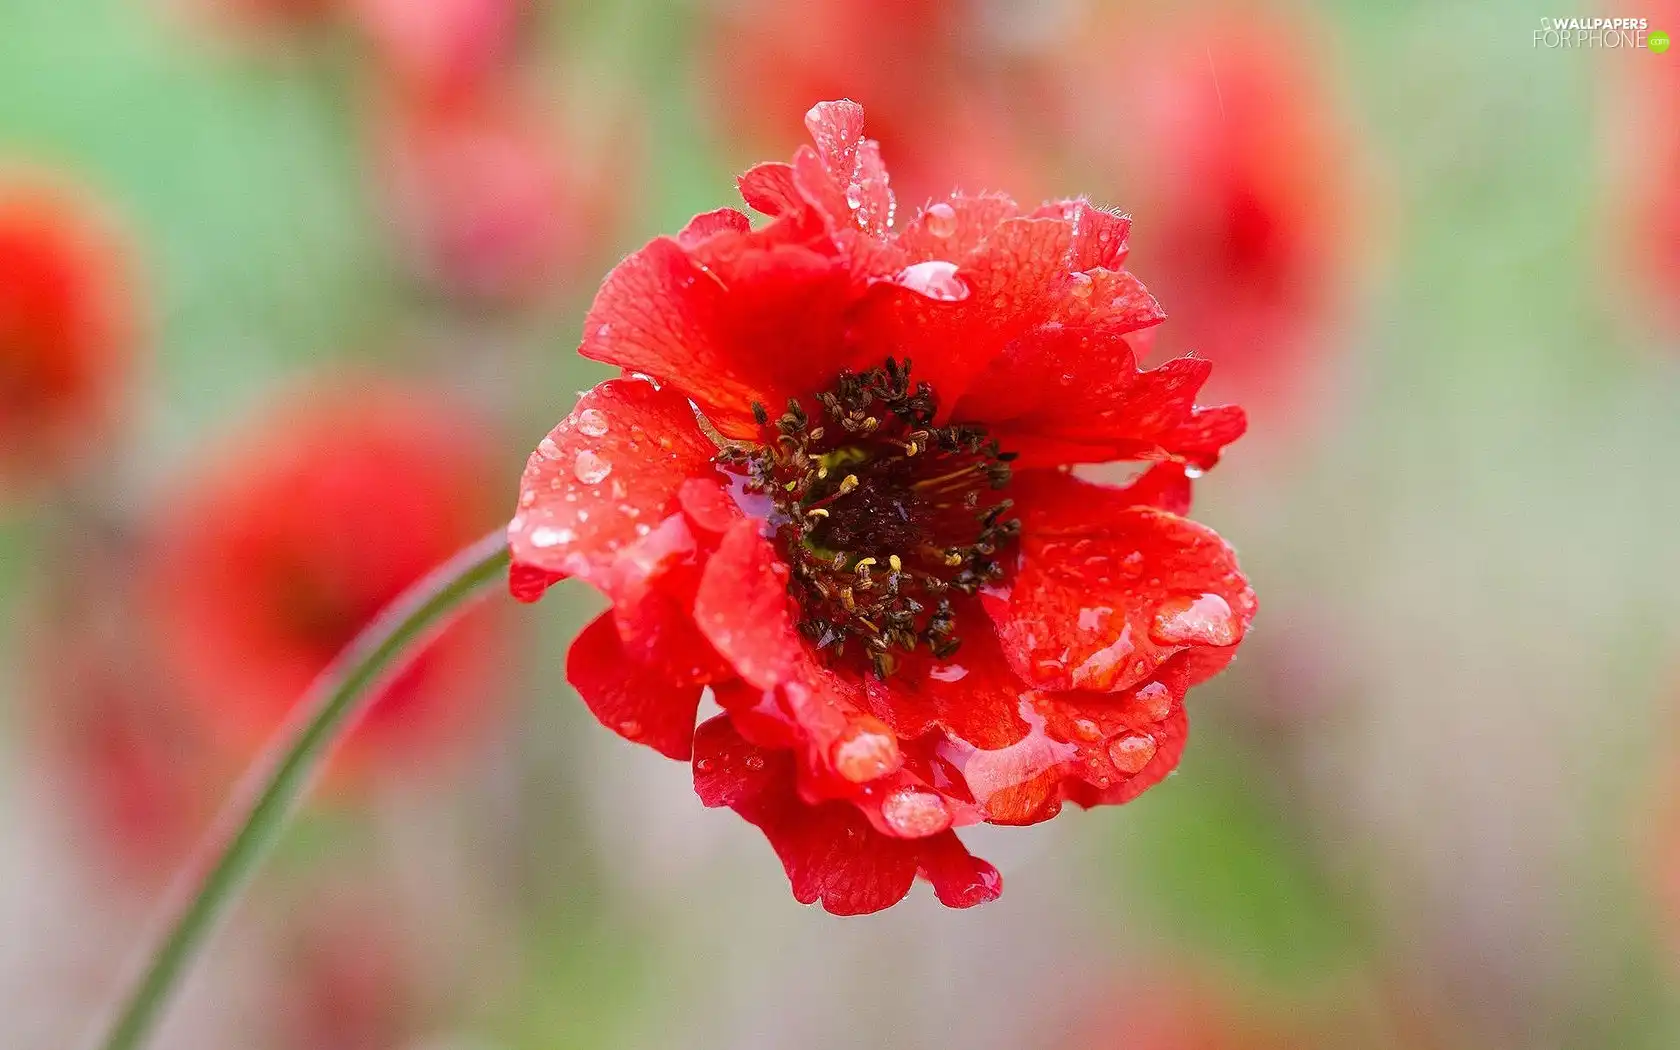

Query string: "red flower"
[[1059, 973, 1304, 1050], [0, 171, 138, 496], [510, 101, 1254, 913], [348, 0, 522, 104], [30, 540, 224, 881], [1069, 6, 1360, 432], [147, 381, 505, 780], [1605, 0, 1680, 328], [369, 80, 614, 303], [701, 0, 1059, 209]]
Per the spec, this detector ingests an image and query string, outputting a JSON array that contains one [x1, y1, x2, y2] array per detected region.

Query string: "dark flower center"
[[717, 359, 1019, 677]]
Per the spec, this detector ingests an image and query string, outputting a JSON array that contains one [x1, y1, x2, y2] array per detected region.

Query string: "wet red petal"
[[677, 207, 752, 247], [864, 614, 1030, 750], [692, 519, 803, 689], [580, 235, 859, 435], [897, 193, 1021, 263], [508, 377, 719, 600], [955, 326, 1245, 470], [567, 613, 703, 760], [694, 715, 997, 914], [737, 161, 803, 216], [987, 471, 1255, 694]]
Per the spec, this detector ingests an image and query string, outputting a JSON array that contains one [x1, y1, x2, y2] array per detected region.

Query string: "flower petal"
[[986, 471, 1255, 694], [567, 613, 703, 760], [581, 233, 861, 435], [508, 377, 719, 600], [692, 519, 802, 689], [694, 715, 997, 914], [955, 326, 1247, 469]]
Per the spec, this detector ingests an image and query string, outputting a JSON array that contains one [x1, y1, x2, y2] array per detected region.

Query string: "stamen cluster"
[[717, 359, 1019, 677]]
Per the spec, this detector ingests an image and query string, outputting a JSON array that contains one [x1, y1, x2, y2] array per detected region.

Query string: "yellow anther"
[[944, 551, 964, 567], [838, 474, 860, 495], [852, 557, 877, 571], [888, 554, 903, 572], [806, 507, 830, 518]]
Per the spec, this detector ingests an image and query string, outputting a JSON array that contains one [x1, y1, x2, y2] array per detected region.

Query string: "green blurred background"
[[3, 0, 1679, 1047]]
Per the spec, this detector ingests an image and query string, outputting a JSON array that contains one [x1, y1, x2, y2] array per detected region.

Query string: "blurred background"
[[2, 0, 1678, 1047]]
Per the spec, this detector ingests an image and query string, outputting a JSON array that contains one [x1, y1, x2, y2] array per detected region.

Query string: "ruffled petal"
[[694, 715, 998, 914], [677, 207, 751, 247], [954, 326, 1247, 469], [850, 215, 1078, 412], [567, 613, 703, 760], [737, 162, 802, 216], [1029, 198, 1132, 272], [507, 377, 720, 601], [581, 232, 862, 435], [692, 519, 803, 689], [863, 613, 1030, 750], [986, 470, 1256, 694]]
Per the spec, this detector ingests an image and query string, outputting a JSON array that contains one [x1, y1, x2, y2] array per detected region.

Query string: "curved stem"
[[91, 530, 511, 1050]]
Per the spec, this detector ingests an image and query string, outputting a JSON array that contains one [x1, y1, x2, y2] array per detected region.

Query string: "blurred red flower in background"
[[1070, 5, 1359, 432], [1605, 0, 1680, 328], [0, 172, 137, 496], [370, 81, 614, 304], [1059, 973, 1305, 1050], [349, 0, 523, 105], [32, 540, 224, 881], [701, 0, 1060, 209], [509, 101, 1254, 913], [146, 382, 505, 781], [269, 884, 423, 1050]]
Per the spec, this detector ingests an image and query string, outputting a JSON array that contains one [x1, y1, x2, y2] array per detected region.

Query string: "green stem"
[[91, 530, 512, 1050]]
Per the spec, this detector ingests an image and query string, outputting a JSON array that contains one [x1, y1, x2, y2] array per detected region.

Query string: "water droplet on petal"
[[576, 408, 609, 437], [744, 753, 766, 771], [1068, 271, 1094, 298], [924, 201, 957, 238], [881, 787, 951, 837], [845, 183, 863, 209], [619, 719, 642, 739], [1072, 718, 1102, 742], [573, 449, 612, 485], [695, 757, 715, 773], [528, 525, 575, 548], [536, 437, 561, 460], [1107, 732, 1157, 774], [1134, 681, 1174, 722], [831, 723, 901, 783], [1150, 593, 1239, 647], [896, 260, 969, 302]]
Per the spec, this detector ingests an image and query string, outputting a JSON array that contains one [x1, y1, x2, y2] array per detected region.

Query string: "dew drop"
[[573, 449, 612, 485], [1149, 593, 1239, 647], [831, 722, 901, 783], [744, 753, 766, 771], [924, 201, 957, 238], [1134, 681, 1174, 722], [528, 525, 575, 548], [536, 437, 561, 460], [845, 183, 864, 209], [576, 408, 609, 437], [881, 787, 952, 837], [1107, 732, 1157, 774], [695, 757, 714, 773], [1072, 717, 1102, 742], [1068, 271, 1094, 298], [896, 260, 969, 302], [618, 719, 643, 739], [928, 663, 969, 683]]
